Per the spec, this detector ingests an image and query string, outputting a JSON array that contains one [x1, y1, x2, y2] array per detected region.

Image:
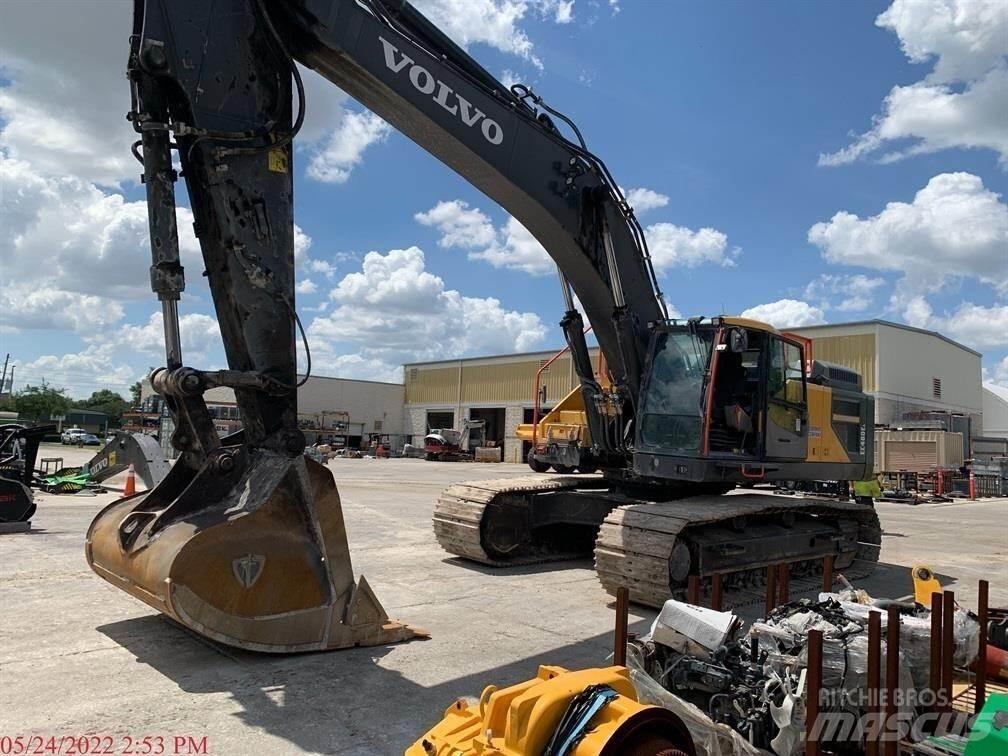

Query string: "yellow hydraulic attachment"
[[515, 386, 590, 451], [406, 665, 695, 756]]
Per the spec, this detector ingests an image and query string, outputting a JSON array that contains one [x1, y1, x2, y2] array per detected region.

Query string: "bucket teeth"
[[86, 450, 425, 653]]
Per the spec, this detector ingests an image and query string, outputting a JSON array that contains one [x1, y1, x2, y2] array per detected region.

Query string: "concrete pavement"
[[1, 445, 1005, 754]]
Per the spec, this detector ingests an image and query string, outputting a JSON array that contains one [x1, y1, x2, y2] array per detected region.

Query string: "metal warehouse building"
[[787, 320, 984, 433], [404, 348, 600, 464], [144, 374, 404, 457]]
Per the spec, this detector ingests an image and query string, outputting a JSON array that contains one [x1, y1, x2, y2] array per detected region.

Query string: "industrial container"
[[874, 429, 964, 473], [897, 411, 972, 460], [973, 436, 1008, 461]]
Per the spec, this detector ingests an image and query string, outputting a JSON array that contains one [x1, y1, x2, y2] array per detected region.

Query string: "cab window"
[[766, 337, 807, 441]]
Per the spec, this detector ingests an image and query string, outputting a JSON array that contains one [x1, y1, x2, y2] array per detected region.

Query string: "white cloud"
[[877, 0, 1007, 84], [416, 0, 536, 61], [552, 0, 575, 24], [116, 312, 222, 360], [418, 198, 737, 276], [900, 297, 1008, 349], [296, 279, 319, 295], [819, 70, 1008, 166], [15, 347, 140, 398], [740, 299, 826, 328], [0, 6, 393, 189], [985, 355, 1008, 387], [296, 66, 353, 145], [300, 351, 404, 385], [413, 0, 576, 68], [309, 259, 340, 279], [306, 246, 547, 376], [645, 223, 738, 272], [416, 200, 553, 275], [415, 200, 498, 249], [1, 154, 203, 301], [0, 0, 135, 185], [808, 173, 1008, 296], [305, 111, 391, 184], [820, 0, 1008, 165], [803, 274, 886, 313], [500, 69, 522, 89], [623, 187, 670, 215], [0, 286, 124, 336], [486, 217, 554, 274]]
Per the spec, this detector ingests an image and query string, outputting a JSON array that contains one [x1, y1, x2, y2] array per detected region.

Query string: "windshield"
[[639, 329, 714, 452]]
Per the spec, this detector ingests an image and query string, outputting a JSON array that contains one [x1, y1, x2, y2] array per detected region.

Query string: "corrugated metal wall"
[[463, 356, 578, 405], [404, 365, 459, 404], [810, 334, 876, 392], [405, 353, 588, 406]]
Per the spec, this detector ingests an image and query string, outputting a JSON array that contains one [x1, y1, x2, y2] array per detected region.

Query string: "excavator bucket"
[[86, 447, 424, 653]]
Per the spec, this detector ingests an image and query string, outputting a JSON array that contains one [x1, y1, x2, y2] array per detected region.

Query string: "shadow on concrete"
[[97, 613, 633, 754], [854, 561, 955, 601], [441, 556, 594, 576]]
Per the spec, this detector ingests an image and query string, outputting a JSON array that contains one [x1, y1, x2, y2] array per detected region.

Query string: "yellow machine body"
[[406, 665, 694, 756], [805, 383, 857, 464]]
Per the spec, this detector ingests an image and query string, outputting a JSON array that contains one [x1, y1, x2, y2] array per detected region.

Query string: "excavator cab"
[[635, 318, 855, 485]]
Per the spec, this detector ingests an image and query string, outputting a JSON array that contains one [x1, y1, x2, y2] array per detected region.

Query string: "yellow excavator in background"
[[518, 385, 596, 474], [517, 339, 607, 474]]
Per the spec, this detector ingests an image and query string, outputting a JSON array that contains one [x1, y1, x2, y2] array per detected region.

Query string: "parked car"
[[61, 428, 88, 445], [79, 433, 101, 446]]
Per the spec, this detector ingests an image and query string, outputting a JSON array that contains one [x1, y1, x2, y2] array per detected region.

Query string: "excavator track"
[[433, 475, 608, 566], [435, 477, 881, 609], [595, 495, 881, 608]]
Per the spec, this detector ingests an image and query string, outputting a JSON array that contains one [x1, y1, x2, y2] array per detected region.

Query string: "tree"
[[129, 380, 143, 407], [74, 389, 129, 427], [11, 383, 71, 422]]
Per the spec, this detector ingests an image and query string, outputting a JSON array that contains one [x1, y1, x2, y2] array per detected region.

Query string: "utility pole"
[[0, 353, 9, 394]]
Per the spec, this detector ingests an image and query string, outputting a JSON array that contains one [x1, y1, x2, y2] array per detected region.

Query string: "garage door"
[[885, 441, 936, 472]]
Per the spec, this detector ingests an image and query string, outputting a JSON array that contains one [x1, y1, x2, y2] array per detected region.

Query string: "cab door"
[[763, 336, 808, 460]]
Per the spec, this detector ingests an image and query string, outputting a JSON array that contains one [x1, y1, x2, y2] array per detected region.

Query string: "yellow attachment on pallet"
[[912, 563, 943, 605], [406, 665, 694, 756]]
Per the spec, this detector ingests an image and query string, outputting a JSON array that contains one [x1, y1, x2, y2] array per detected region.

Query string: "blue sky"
[[1, 0, 1006, 398]]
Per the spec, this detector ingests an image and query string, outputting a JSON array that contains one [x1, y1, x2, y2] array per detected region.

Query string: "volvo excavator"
[[88, 0, 880, 656]]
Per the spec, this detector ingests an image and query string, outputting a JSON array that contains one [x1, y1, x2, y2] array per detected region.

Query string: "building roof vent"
[[933, 377, 942, 399]]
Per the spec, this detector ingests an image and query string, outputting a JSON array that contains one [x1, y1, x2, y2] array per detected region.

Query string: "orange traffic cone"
[[124, 463, 136, 497]]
